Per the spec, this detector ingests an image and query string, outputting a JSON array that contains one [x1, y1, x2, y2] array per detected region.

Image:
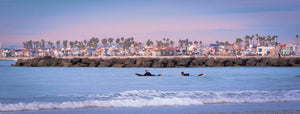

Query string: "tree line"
[[22, 37, 204, 50], [22, 34, 298, 50]]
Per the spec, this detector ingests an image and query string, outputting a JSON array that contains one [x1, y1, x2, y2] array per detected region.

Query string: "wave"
[[1, 89, 300, 112]]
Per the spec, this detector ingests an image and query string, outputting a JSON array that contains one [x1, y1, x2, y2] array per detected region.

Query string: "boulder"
[[123, 58, 136, 65], [37, 59, 49, 67], [136, 58, 145, 66], [176, 57, 193, 67], [112, 63, 125, 68], [82, 58, 92, 64], [125, 64, 140, 67], [205, 58, 216, 67], [277, 58, 289, 66], [152, 61, 164, 68], [15, 59, 24, 66], [141, 61, 154, 67], [246, 57, 257, 66], [224, 59, 234, 66], [160, 58, 168, 65], [234, 58, 243, 66], [97, 62, 112, 67], [215, 58, 226, 66], [71, 58, 82, 65], [88, 61, 96, 67], [196, 57, 207, 66], [76, 63, 88, 67], [58, 60, 72, 67]]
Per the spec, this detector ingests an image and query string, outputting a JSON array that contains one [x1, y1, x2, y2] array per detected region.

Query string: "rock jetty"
[[13, 56, 300, 67]]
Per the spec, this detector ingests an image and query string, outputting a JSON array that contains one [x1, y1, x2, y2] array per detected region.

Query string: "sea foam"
[[1, 89, 300, 112]]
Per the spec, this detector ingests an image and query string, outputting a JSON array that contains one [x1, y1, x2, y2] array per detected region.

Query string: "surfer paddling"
[[135, 70, 162, 76], [181, 72, 205, 76]]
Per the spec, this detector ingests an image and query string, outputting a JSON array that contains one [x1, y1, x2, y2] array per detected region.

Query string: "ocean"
[[0, 60, 300, 114]]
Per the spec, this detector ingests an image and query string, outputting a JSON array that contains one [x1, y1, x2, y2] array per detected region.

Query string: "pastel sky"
[[0, 0, 300, 48]]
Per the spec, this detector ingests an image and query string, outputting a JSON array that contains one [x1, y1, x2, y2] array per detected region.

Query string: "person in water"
[[181, 72, 205, 76], [144, 70, 153, 76], [181, 72, 190, 76]]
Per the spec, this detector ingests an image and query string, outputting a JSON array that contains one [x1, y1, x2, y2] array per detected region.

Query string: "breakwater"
[[13, 56, 300, 67]]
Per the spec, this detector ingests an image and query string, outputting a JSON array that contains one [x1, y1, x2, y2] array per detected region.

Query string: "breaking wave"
[[1, 89, 300, 112]]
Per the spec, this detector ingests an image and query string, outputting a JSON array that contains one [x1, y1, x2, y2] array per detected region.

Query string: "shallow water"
[[0, 60, 300, 113]]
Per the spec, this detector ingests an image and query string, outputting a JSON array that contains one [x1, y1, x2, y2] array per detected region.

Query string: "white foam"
[[1, 89, 300, 112]]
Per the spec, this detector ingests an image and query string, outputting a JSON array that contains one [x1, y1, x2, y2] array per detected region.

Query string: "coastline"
[[12, 56, 300, 67]]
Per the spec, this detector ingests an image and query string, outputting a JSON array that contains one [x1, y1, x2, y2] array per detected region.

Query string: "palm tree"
[[170, 40, 174, 47], [48, 41, 53, 49], [63, 40, 68, 49], [250, 35, 254, 46], [69, 41, 75, 49], [255, 34, 259, 46], [35, 41, 39, 49], [216, 40, 219, 45], [108, 38, 114, 46], [296, 34, 299, 46], [29, 40, 33, 49], [235, 38, 243, 46], [146, 40, 153, 47], [115, 38, 120, 46], [84, 40, 87, 46], [178, 40, 183, 47], [244, 35, 250, 48], [56, 40, 60, 49], [194, 41, 198, 46], [101, 38, 108, 47]]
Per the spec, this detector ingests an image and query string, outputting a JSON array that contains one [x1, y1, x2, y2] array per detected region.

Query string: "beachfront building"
[[257, 46, 274, 56], [279, 44, 296, 56]]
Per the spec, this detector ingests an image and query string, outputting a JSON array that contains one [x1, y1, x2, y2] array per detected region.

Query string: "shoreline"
[[2, 55, 299, 60], [12, 56, 300, 67]]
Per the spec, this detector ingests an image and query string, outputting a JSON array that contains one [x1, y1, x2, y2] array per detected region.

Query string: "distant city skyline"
[[0, 0, 300, 48]]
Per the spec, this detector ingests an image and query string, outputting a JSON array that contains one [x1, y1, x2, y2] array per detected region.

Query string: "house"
[[257, 46, 274, 56]]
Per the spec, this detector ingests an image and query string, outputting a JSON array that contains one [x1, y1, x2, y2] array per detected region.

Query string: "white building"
[[257, 46, 274, 56], [0, 42, 2, 48]]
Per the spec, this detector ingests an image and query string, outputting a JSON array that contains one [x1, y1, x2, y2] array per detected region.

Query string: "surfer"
[[144, 70, 152, 76], [181, 72, 205, 76], [135, 70, 162, 76], [181, 72, 190, 76]]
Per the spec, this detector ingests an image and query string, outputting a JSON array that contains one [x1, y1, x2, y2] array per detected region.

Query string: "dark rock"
[[125, 64, 140, 67], [161, 58, 168, 65], [196, 57, 207, 66], [177, 57, 193, 67], [123, 58, 136, 65], [71, 58, 82, 65], [277, 58, 289, 66], [136, 58, 145, 66], [224, 59, 234, 66], [97, 61, 112, 67], [141, 61, 154, 67], [88, 61, 96, 67], [79, 63, 88, 67], [15, 59, 24, 66], [215, 58, 226, 66], [234, 58, 243, 65], [246, 57, 257, 66], [58, 60, 72, 67], [205, 58, 215, 67], [112, 63, 125, 68], [82, 58, 92, 64], [73, 64, 80, 67], [152, 61, 164, 68], [37, 59, 49, 67]]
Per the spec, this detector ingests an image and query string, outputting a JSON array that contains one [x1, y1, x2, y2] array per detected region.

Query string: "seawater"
[[0, 60, 300, 113]]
